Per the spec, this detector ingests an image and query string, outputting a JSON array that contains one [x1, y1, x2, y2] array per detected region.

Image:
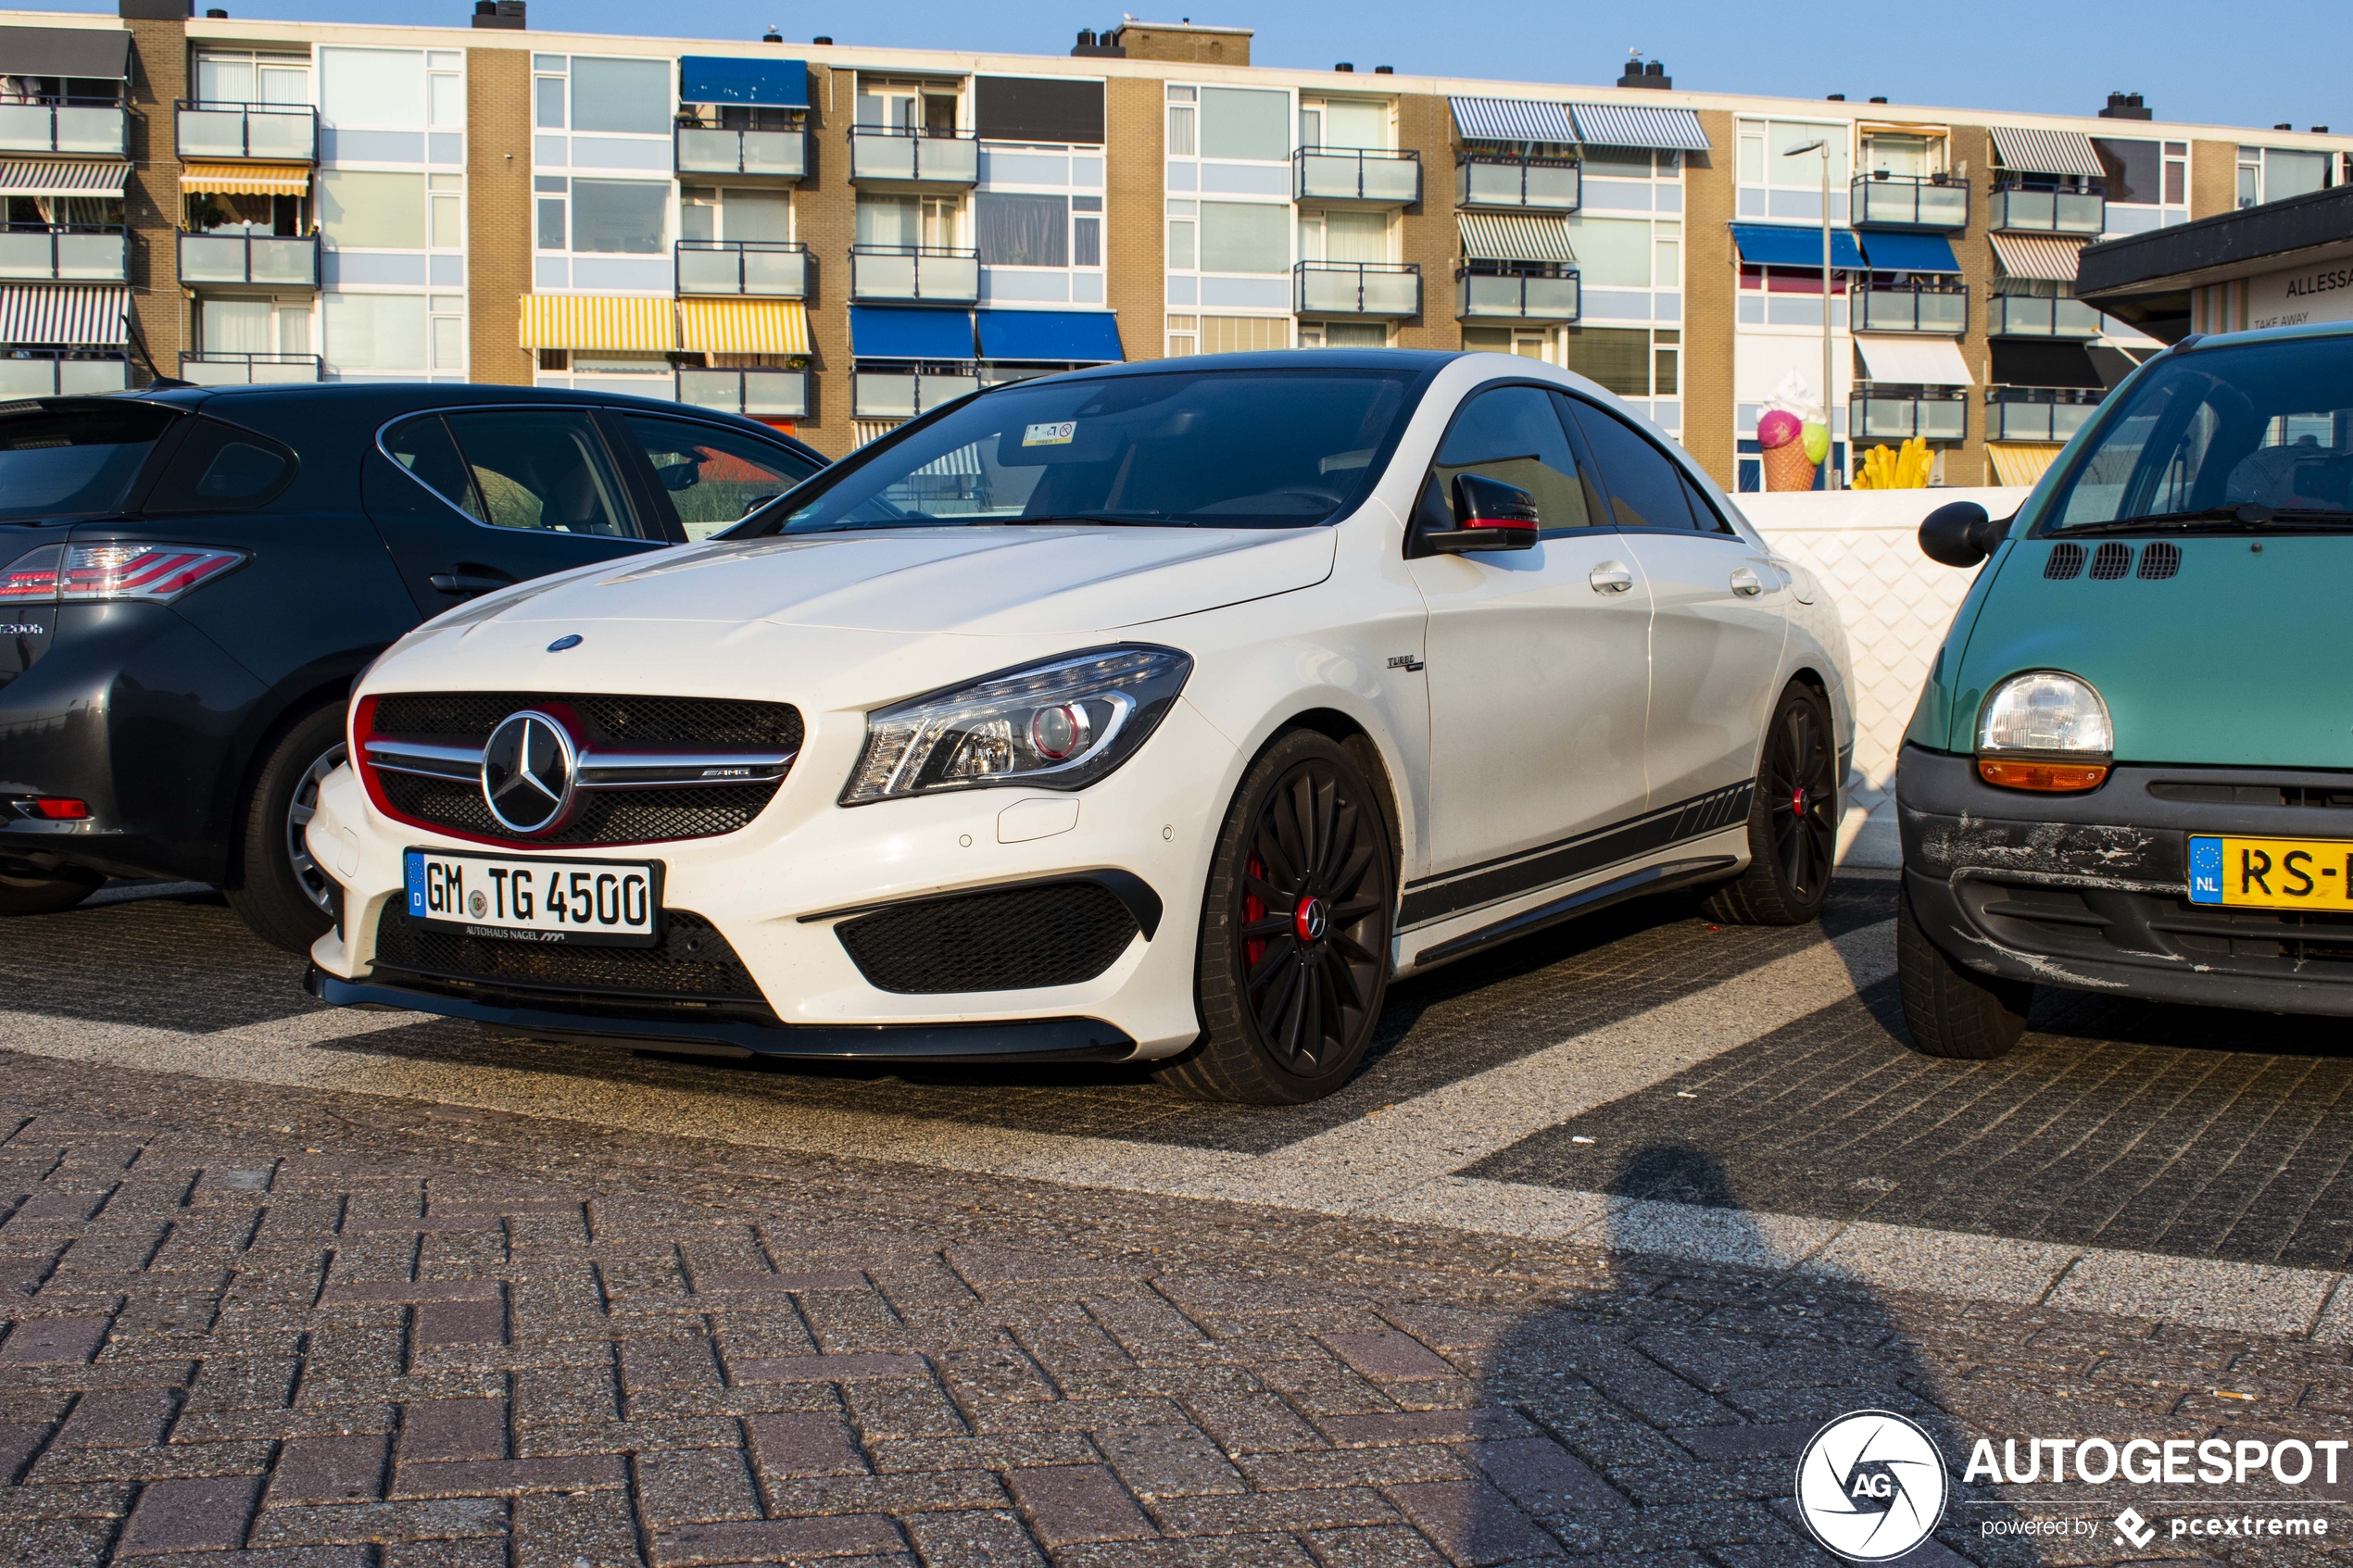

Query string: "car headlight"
[[1976, 671, 2111, 792], [841, 645, 1193, 805]]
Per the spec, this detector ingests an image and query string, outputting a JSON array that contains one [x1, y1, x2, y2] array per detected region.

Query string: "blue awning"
[[850, 306, 975, 360], [1730, 222, 1866, 270], [975, 309, 1123, 364], [679, 56, 807, 108], [1858, 230, 1961, 273]]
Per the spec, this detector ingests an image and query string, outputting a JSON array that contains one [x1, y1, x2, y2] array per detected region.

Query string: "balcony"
[[1990, 183, 2106, 235], [1458, 155, 1579, 212], [1988, 292, 2103, 339], [178, 232, 321, 289], [848, 126, 978, 187], [676, 240, 808, 298], [1986, 385, 2103, 443], [679, 366, 809, 421], [1458, 266, 1579, 322], [1296, 260, 1421, 318], [0, 226, 127, 282], [1851, 383, 1969, 444], [0, 352, 127, 397], [1852, 282, 1968, 334], [175, 101, 318, 163], [1294, 145, 1421, 206], [180, 351, 323, 386], [0, 97, 126, 158], [852, 368, 978, 420], [1850, 173, 1969, 231], [849, 245, 978, 305], [676, 121, 806, 181]]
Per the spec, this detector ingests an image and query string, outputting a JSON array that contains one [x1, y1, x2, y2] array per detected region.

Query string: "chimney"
[[1072, 27, 1126, 57], [761, 27, 782, 42], [472, 0, 526, 29], [117, 0, 192, 18], [1373, 65, 1392, 74], [1617, 57, 1668, 90], [1334, 62, 1353, 72], [2098, 91, 2152, 120], [1869, 95, 1887, 104], [1826, 94, 1844, 101]]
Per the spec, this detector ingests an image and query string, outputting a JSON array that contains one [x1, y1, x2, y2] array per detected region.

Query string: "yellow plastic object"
[[1853, 436, 1932, 489]]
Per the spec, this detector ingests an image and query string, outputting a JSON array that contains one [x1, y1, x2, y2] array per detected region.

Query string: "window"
[[1654, 222, 1680, 286], [535, 73, 564, 130], [1165, 200, 1196, 269], [428, 59, 464, 131], [858, 78, 959, 133], [857, 194, 957, 248], [1074, 195, 1101, 268], [140, 419, 293, 512], [1200, 202, 1288, 273], [0, 403, 176, 521], [323, 294, 426, 374], [1165, 313, 1197, 357], [2093, 137, 2161, 206], [317, 170, 426, 249], [1166, 85, 1197, 157], [1567, 216, 1650, 287], [1304, 98, 1386, 150], [1566, 401, 1701, 530], [1654, 330, 1679, 397], [1429, 385, 1598, 538], [2240, 145, 2332, 208], [195, 51, 309, 106], [1200, 87, 1289, 160], [571, 180, 666, 254], [568, 57, 670, 135], [320, 47, 425, 128], [1736, 119, 1851, 186], [429, 292, 463, 371], [620, 414, 820, 541], [1565, 327, 1651, 398], [1861, 132, 1942, 178], [977, 193, 1068, 267], [535, 178, 566, 249], [1302, 209, 1386, 263], [429, 173, 461, 248], [428, 411, 643, 537]]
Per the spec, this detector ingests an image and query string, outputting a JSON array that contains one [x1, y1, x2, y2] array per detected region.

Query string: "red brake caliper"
[[1243, 853, 1267, 972]]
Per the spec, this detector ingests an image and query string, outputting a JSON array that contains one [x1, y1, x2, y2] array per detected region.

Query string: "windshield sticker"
[[1023, 421, 1077, 446]]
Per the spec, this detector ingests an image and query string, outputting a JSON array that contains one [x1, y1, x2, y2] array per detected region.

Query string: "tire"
[[0, 868, 101, 916], [1702, 680, 1840, 926], [1896, 879, 2032, 1060], [1154, 730, 1395, 1105], [224, 702, 348, 955]]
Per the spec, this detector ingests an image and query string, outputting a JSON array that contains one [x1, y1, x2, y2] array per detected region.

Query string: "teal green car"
[[1897, 320, 2353, 1057]]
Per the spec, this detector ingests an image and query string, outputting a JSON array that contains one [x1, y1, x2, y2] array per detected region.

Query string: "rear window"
[[0, 400, 176, 521]]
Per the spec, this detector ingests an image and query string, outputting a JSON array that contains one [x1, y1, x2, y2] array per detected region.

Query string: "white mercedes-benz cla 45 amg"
[[305, 351, 1854, 1103]]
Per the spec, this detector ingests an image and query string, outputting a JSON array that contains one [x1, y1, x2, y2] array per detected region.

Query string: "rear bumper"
[[1897, 745, 2353, 1015]]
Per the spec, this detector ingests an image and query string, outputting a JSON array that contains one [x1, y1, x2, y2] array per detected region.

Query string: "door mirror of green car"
[[1919, 500, 2011, 568]]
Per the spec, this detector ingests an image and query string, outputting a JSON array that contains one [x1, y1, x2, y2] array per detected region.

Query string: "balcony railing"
[[675, 121, 806, 180], [0, 226, 127, 282], [0, 96, 126, 158], [1990, 183, 2106, 235], [1296, 260, 1421, 318], [849, 245, 978, 304], [1988, 292, 2103, 339], [1458, 267, 1580, 322], [1985, 385, 2104, 443], [1294, 145, 1421, 205], [180, 351, 322, 386], [1850, 173, 1969, 231], [175, 101, 318, 163], [1458, 155, 1580, 212], [1851, 383, 1969, 444], [848, 126, 978, 185], [675, 240, 808, 298], [678, 366, 809, 420], [178, 231, 321, 288], [1852, 282, 1968, 334], [852, 368, 979, 420], [0, 352, 127, 397]]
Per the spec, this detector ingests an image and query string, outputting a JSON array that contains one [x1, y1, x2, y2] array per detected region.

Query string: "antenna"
[[122, 312, 194, 390]]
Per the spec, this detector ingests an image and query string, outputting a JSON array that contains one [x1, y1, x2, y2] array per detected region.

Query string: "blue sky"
[[41, 0, 2350, 133]]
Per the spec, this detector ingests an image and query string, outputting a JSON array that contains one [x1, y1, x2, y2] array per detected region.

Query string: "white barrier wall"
[[1734, 487, 2032, 869]]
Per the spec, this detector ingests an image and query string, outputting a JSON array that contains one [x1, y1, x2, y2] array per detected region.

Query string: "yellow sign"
[[2188, 834, 2353, 911]]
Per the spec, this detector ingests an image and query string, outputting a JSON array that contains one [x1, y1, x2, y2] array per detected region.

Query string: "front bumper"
[[1898, 745, 2353, 1015]]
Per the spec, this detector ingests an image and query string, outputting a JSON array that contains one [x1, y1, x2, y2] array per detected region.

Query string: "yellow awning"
[[677, 297, 810, 357], [1988, 443, 2061, 486], [180, 161, 309, 196], [518, 295, 678, 352]]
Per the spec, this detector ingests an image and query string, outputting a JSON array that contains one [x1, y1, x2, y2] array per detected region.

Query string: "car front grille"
[[1958, 874, 2353, 984], [835, 881, 1142, 995], [371, 902, 769, 1007]]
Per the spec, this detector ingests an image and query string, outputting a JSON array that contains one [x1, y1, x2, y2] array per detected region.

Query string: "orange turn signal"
[[1977, 759, 2108, 793]]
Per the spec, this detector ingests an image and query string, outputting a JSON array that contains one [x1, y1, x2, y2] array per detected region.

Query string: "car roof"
[[2182, 316, 2353, 354], [1043, 348, 1466, 382]]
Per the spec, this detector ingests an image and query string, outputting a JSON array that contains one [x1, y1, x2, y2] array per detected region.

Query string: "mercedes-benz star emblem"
[[481, 710, 577, 835]]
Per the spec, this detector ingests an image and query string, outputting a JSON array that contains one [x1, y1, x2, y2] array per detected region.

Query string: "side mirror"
[[656, 460, 702, 492], [1919, 500, 2011, 568], [739, 493, 781, 519], [1420, 472, 1541, 554]]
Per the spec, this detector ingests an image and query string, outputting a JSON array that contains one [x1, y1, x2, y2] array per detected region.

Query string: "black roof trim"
[[2078, 182, 2353, 301]]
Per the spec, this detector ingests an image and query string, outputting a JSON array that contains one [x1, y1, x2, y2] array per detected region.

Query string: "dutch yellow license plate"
[[2187, 834, 2353, 911]]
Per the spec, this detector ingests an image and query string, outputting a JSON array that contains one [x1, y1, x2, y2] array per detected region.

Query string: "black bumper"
[[1898, 745, 2353, 1015], [304, 967, 1141, 1063]]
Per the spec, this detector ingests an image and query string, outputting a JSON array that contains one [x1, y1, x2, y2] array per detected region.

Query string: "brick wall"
[[1946, 124, 1994, 488], [465, 47, 532, 387], [1103, 76, 1164, 364], [1680, 112, 1736, 489], [794, 66, 858, 458], [124, 19, 185, 383], [1391, 93, 1453, 351], [1112, 27, 1250, 67], [2190, 139, 2237, 220]]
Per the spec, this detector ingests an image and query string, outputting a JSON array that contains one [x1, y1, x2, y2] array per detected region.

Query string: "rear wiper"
[[2058, 503, 2353, 534]]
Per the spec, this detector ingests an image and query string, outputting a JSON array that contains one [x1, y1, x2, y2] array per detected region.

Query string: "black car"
[[0, 383, 824, 950]]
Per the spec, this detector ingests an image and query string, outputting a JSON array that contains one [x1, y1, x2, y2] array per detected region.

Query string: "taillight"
[[60, 545, 247, 603], [0, 544, 61, 603]]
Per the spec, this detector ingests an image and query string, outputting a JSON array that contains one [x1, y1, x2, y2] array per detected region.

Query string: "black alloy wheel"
[[1703, 681, 1838, 925]]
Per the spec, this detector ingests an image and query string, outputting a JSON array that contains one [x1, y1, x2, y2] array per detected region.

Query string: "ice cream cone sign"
[[1758, 371, 1826, 492]]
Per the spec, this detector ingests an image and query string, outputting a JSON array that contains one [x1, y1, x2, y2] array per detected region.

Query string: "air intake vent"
[[836, 882, 1141, 994], [2088, 542, 2133, 580], [2137, 541, 2181, 579], [2045, 543, 2086, 580]]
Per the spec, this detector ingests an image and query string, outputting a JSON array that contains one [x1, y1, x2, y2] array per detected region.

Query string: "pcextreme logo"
[[1794, 1411, 1950, 1562]]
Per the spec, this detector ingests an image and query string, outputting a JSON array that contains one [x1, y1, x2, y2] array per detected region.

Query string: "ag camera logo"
[[1795, 1411, 1951, 1562]]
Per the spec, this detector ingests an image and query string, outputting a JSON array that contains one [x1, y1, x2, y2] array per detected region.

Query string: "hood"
[[456, 525, 1337, 636], [1951, 533, 2353, 768]]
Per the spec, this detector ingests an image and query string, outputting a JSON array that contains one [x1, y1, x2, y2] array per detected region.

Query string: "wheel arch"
[[220, 666, 370, 891], [1264, 706, 1407, 884]]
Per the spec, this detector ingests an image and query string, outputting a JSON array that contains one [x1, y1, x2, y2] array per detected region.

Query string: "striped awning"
[[1567, 103, 1711, 152], [180, 161, 309, 197], [677, 297, 810, 356], [1989, 127, 2105, 179], [0, 160, 127, 197], [1990, 232, 2085, 282], [1989, 443, 2063, 483], [0, 283, 129, 345], [1451, 96, 1578, 144], [1458, 212, 1575, 263], [850, 418, 901, 449], [518, 295, 678, 352]]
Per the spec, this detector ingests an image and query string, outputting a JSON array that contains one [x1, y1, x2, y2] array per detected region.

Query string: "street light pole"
[[1783, 136, 1840, 489]]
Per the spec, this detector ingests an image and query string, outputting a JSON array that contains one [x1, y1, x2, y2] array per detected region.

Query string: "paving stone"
[[0, 1317, 111, 1365], [393, 1455, 630, 1497], [1321, 1332, 1459, 1383], [633, 1445, 761, 1526], [1382, 1479, 1563, 1564], [897, 1509, 1048, 1568], [266, 1434, 390, 1505], [649, 1514, 906, 1565], [399, 1399, 508, 1462], [730, 1352, 930, 1384], [1005, 1462, 1156, 1545], [116, 1474, 265, 1555], [746, 1411, 868, 1477], [1467, 1436, 1627, 1513], [55, 1387, 180, 1448]]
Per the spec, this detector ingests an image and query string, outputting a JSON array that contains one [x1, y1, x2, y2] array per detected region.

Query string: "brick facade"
[[465, 46, 532, 387], [122, 17, 186, 379]]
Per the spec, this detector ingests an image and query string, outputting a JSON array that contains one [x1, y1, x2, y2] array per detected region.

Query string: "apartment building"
[[4, 1, 2347, 493]]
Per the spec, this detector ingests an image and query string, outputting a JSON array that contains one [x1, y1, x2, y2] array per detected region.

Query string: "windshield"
[[0, 400, 177, 522], [740, 367, 1423, 534], [2044, 336, 2353, 533]]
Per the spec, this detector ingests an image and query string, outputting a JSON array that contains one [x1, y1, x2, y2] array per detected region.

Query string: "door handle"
[[428, 571, 514, 596], [1730, 566, 1765, 597], [1589, 562, 1633, 595]]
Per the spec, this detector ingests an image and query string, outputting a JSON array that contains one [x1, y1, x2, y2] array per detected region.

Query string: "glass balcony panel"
[[248, 237, 317, 286], [0, 232, 55, 279], [55, 232, 123, 281], [850, 132, 917, 182], [2052, 402, 2095, 440], [2056, 192, 2105, 232], [854, 251, 917, 299], [1919, 184, 1969, 227], [1460, 274, 1519, 317], [1360, 157, 1419, 204], [740, 369, 807, 418], [1463, 161, 1522, 206], [1522, 163, 1579, 209], [179, 358, 247, 386], [0, 103, 50, 153], [855, 372, 918, 418], [677, 369, 739, 411], [739, 129, 804, 177], [177, 107, 245, 157], [1359, 270, 1417, 315], [1524, 274, 1579, 318], [58, 358, 126, 394], [740, 247, 804, 296], [249, 358, 317, 384], [1858, 399, 1916, 440], [2055, 297, 2101, 335], [1918, 291, 1966, 332], [915, 373, 978, 412], [54, 105, 123, 156], [178, 234, 250, 283], [182, 352, 321, 384], [927, 253, 979, 301], [676, 128, 738, 173], [919, 136, 977, 184], [1298, 269, 1356, 314], [0, 358, 56, 395], [1921, 400, 1968, 442], [245, 109, 314, 161], [1298, 153, 1357, 199], [676, 247, 741, 295]]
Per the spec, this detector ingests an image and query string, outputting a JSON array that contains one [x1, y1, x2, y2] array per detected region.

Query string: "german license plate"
[[2187, 834, 2353, 911], [404, 848, 662, 947]]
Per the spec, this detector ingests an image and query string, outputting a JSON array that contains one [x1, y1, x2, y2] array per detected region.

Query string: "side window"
[[144, 418, 296, 514], [1678, 470, 1739, 537], [1430, 385, 1599, 538], [440, 410, 643, 538], [383, 414, 485, 522], [617, 414, 821, 542], [1564, 401, 1701, 532]]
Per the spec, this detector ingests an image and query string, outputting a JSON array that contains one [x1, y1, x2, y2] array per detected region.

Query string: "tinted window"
[[1430, 385, 1599, 537], [441, 410, 642, 537], [0, 401, 174, 521], [619, 414, 820, 542], [1566, 402, 1699, 531], [145, 418, 297, 514], [383, 413, 485, 521], [1678, 470, 1738, 536]]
